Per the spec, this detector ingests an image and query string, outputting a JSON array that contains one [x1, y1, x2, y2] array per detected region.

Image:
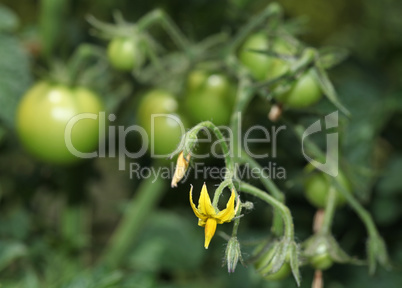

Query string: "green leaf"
[[0, 34, 32, 128], [0, 4, 19, 32], [289, 242, 301, 287], [312, 64, 350, 117], [0, 241, 27, 272], [367, 235, 392, 275], [318, 47, 349, 69], [269, 239, 288, 274], [128, 211, 204, 272]]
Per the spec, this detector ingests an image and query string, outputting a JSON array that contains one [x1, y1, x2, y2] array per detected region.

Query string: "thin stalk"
[[231, 206, 242, 237], [226, 3, 282, 54], [238, 153, 284, 201], [240, 182, 294, 239], [212, 179, 233, 207], [189, 121, 234, 175], [319, 186, 337, 235], [230, 77, 253, 163], [237, 153, 285, 236], [101, 167, 167, 268], [137, 9, 191, 56], [252, 48, 315, 91], [291, 123, 380, 238]]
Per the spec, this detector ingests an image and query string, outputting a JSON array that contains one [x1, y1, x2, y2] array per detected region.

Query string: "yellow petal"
[[171, 152, 190, 188], [204, 218, 217, 249], [198, 183, 216, 216], [198, 218, 206, 227], [216, 189, 237, 224], [189, 185, 206, 221]]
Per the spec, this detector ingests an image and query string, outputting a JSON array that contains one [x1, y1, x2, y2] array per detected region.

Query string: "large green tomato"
[[239, 33, 292, 81], [304, 172, 350, 209], [137, 89, 188, 156], [107, 37, 142, 71], [17, 82, 104, 164], [185, 70, 235, 126], [275, 69, 322, 108]]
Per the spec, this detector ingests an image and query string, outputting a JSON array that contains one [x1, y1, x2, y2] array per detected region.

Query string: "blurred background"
[[0, 0, 401, 287]]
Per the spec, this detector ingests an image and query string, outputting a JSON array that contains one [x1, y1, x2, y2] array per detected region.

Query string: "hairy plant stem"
[[238, 153, 285, 236], [240, 182, 294, 240], [189, 121, 234, 174]]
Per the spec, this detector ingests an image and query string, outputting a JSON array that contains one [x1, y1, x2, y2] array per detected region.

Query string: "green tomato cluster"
[[137, 69, 237, 156], [239, 33, 323, 108]]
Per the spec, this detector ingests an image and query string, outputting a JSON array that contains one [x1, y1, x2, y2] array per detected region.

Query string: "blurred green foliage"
[[0, 0, 402, 287]]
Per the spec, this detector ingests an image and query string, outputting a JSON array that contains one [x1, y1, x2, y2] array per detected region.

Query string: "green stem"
[[137, 9, 192, 56], [230, 77, 253, 163], [101, 167, 167, 268], [252, 48, 315, 91], [331, 178, 378, 237], [189, 121, 234, 175], [291, 123, 379, 238], [240, 182, 294, 239], [319, 186, 337, 235], [68, 44, 106, 85], [212, 179, 233, 207], [40, 0, 68, 60], [238, 153, 284, 201], [231, 206, 242, 237], [226, 3, 282, 54], [237, 153, 285, 236]]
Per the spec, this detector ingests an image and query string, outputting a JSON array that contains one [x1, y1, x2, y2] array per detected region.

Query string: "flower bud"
[[224, 237, 243, 273], [171, 152, 190, 187], [242, 201, 254, 210]]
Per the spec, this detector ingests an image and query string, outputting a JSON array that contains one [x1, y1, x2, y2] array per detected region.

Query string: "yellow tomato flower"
[[190, 183, 238, 249], [171, 152, 190, 188]]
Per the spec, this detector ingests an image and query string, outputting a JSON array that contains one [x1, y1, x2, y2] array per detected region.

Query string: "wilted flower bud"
[[171, 152, 190, 188], [224, 237, 243, 273]]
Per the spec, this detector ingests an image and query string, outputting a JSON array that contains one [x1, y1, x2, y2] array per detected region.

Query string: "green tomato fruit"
[[107, 37, 142, 71], [253, 243, 292, 281], [17, 81, 104, 164], [239, 33, 291, 81], [304, 172, 349, 209], [276, 69, 322, 108], [185, 70, 235, 126], [137, 89, 188, 156], [310, 250, 334, 270]]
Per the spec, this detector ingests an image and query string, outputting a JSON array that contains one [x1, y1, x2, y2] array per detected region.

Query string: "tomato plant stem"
[[189, 121, 235, 175], [137, 9, 192, 57], [101, 166, 167, 268], [238, 153, 285, 236], [240, 182, 294, 240], [226, 3, 282, 54], [320, 187, 337, 235], [291, 124, 380, 238]]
